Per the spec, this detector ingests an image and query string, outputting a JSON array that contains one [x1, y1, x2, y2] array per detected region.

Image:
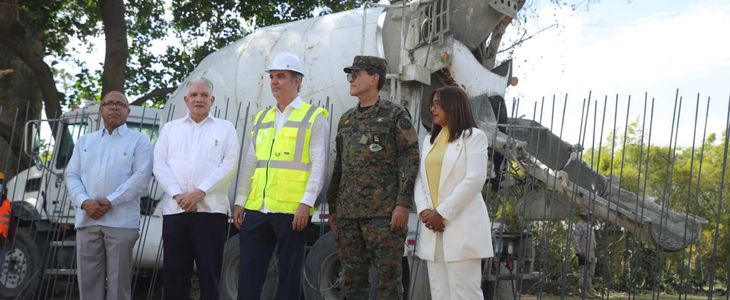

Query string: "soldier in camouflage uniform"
[[570, 209, 599, 299], [327, 56, 420, 299]]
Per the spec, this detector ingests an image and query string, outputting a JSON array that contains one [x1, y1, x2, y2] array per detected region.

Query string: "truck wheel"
[[0, 228, 42, 299], [303, 232, 341, 299], [220, 234, 278, 300], [304, 232, 403, 300]]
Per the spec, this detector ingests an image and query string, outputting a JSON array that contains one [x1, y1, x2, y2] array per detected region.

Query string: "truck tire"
[[305, 232, 411, 300], [220, 234, 278, 300], [0, 228, 42, 299], [303, 232, 343, 299]]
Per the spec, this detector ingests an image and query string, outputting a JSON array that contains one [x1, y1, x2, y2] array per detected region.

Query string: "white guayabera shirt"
[[153, 114, 240, 215], [66, 124, 153, 229]]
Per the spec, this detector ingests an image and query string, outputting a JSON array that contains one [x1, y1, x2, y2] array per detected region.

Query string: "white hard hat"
[[266, 52, 304, 76]]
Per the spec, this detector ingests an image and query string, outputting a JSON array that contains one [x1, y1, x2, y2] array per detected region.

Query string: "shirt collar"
[[101, 123, 128, 137], [184, 113, 214, 124], [276, 96, 303, 113], [355, 97, 382, 116]]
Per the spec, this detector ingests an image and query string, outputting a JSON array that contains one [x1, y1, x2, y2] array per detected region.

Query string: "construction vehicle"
[[2, 0, 708, 299]]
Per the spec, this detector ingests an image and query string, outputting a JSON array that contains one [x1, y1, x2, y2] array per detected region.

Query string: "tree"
[[480, 0, 526, 70], [1, 0, 561, 177], [0, 0, 47, 175], [0, 0, 361, 176], [583, 122, 729, 292]]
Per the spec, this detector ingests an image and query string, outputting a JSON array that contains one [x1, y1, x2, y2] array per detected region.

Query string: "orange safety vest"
[[0, 199, 10, 238]]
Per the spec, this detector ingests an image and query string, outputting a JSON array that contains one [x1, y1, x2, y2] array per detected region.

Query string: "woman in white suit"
[[414, 86, 493, 299]]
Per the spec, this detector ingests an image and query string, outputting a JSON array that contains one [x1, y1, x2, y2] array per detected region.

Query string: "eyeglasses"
[[101, 101, 128, 108], [346, 69, 372, 81]]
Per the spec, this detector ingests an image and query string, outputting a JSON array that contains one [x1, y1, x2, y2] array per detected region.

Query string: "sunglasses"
[[346, 68, 374, 81]]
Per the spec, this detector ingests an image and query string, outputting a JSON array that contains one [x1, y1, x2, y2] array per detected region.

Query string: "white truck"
[[3, 0, 706, 299]]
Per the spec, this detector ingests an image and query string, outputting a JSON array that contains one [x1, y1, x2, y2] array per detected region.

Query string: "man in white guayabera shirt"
[[153, 77, 239, 300], [66, 91, 153, 300]]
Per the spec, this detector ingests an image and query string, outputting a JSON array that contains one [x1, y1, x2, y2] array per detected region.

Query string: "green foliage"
[[530, 220, 573, 294], [21, 0, 362, 106], [124, 0, 362, 104], [581, 122, 730, 293]]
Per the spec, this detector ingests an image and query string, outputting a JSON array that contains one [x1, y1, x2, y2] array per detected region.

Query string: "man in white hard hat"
[[233, 51, 329, 299], [570, 209, 599, 299]]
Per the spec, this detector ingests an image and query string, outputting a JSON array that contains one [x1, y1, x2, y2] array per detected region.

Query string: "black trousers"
[[162, 212, 228, 300], [237, 209, 308, 300]]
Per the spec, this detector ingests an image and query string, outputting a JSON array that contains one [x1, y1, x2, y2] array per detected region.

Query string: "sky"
[[502, 0, 730, 147]]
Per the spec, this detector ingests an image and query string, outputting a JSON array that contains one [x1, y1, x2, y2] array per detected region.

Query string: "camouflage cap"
[[343, 55, 387, 74]]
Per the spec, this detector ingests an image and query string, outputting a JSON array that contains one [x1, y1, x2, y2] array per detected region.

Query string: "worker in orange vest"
[[0, 171, 12, 271]]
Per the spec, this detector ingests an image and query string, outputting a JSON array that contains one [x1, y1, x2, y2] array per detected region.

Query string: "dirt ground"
[[521, 293, 713, 300]]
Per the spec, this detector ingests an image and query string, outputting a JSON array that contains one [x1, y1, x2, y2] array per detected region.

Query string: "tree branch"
[[0, 111, 32, 176], [131, 87, 176, 106], [0, 22, 62, 120], [496, 23, 556, 55], [482, 0, 526, 70], [483, 17, 512, 70]]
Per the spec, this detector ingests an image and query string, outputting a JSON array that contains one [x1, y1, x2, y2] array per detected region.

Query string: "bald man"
[[66, 91, 153, 300]]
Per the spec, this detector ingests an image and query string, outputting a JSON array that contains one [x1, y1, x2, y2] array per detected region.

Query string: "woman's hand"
[[420, 209, 445, 232], [419, 209, 435, 221]]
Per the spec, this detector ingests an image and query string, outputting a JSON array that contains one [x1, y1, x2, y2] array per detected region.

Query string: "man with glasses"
[[327, 56, 419, 299], [66, 91, 153, 300]]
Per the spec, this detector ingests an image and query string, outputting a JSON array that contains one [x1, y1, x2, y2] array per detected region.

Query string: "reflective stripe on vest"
[[0, 200, 10, 238], [245, 103, 328, 214]]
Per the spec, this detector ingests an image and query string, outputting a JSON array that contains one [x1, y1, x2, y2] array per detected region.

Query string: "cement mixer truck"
[[3, 0, 708, 299]]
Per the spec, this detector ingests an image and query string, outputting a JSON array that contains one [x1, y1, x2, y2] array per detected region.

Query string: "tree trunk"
[[483, 0, 525, 70], [483, 17, 511, 70], [0, 32, 61, 120], [0, 44, 42, 178], [0, 1, 51, 177], [100, 0, 128, 96], [0, 0, 18, 36]]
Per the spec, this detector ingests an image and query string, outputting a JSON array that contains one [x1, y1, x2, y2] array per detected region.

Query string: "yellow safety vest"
[[245, 102, 328, 214]]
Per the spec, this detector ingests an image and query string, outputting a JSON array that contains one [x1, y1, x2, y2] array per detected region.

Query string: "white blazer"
[[414, 128, 494, 262]]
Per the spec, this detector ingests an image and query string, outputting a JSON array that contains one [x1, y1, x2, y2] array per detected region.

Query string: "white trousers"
[[426, 236, 484, 300], [76, 225, 139, 300]]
